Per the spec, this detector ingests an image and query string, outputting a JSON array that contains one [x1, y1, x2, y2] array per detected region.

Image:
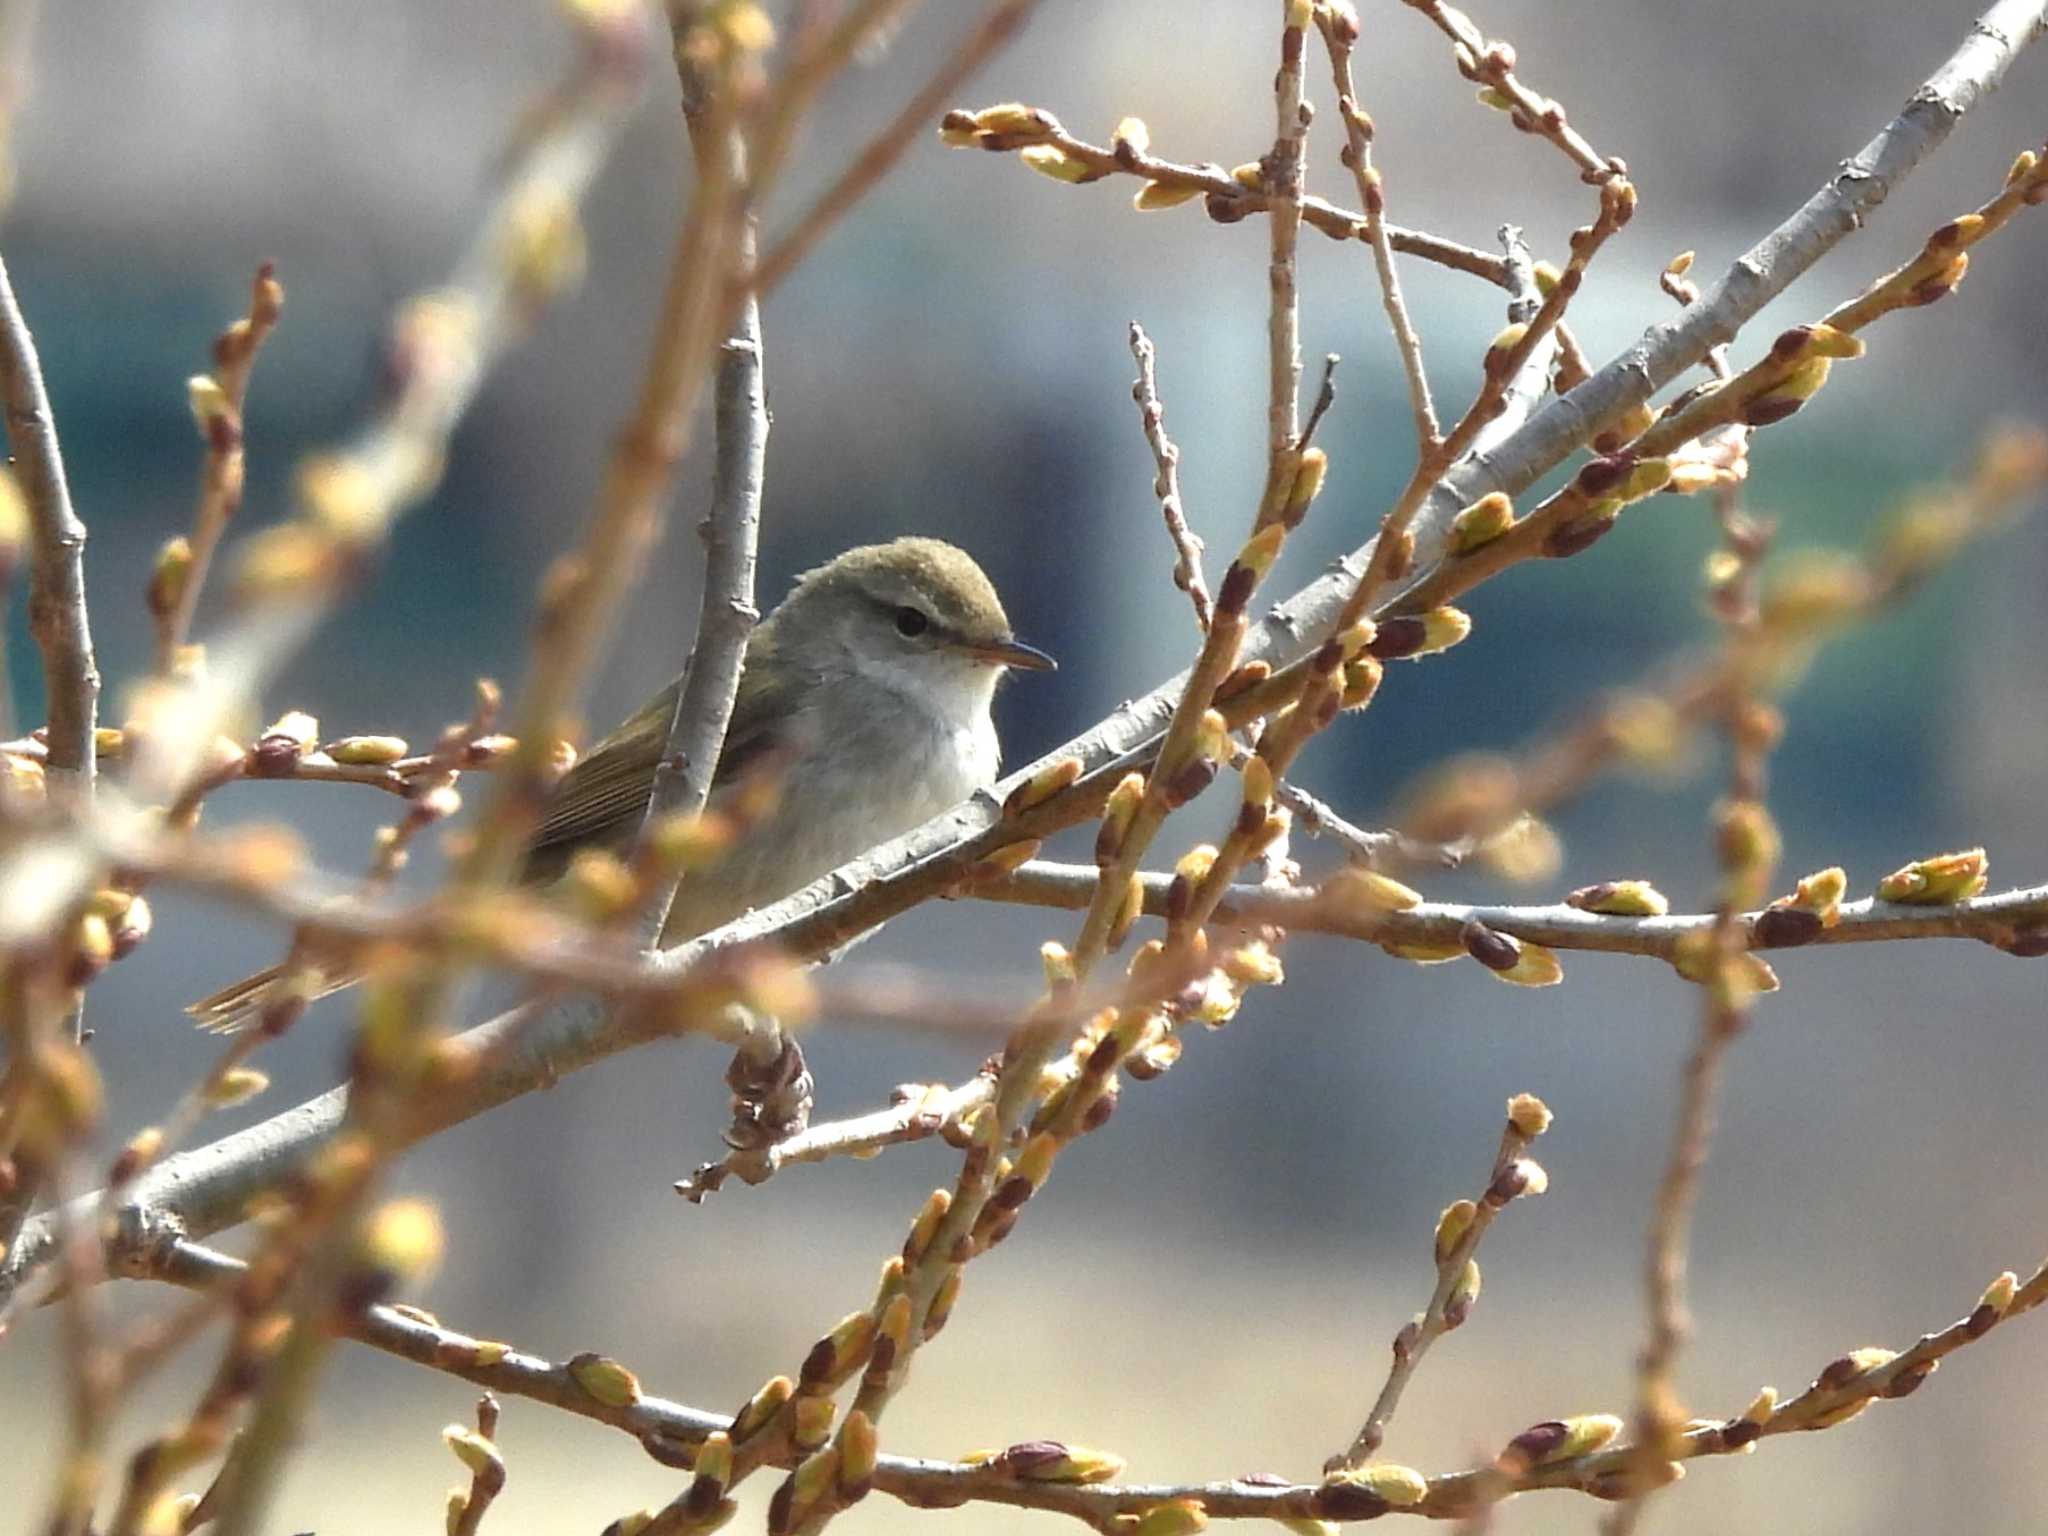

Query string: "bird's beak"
[[962, 636, 1057, 672]]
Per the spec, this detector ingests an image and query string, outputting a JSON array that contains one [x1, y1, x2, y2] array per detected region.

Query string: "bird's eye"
[[894, 605, 929, 638]]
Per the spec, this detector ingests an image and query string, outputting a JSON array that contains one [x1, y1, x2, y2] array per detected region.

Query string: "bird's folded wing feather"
[[518, 658, 792, 886]]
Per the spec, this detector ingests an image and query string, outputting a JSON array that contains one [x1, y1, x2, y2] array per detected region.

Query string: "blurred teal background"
[[5, 2, 2048, 1532]]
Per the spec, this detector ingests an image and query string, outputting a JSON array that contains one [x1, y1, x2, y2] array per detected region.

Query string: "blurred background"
[[5, 2, 2048, 1531]]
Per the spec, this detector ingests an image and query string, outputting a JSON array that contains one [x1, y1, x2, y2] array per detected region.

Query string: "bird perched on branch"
[[190, 537, 1054, 1030]]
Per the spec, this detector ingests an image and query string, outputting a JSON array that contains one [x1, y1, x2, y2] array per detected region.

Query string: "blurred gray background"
[[5, 2, 2048, 1531]]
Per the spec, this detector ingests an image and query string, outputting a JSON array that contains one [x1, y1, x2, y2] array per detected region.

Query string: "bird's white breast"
[[662, 663, 1000, 940]]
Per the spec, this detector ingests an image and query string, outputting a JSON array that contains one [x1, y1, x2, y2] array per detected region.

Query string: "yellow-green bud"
[[442, 1425, 503, 1481], [1623, 458, 1673, 499], [971, 102, 1044, 136], [1792, 865, 1848, 919], [149, 537, 195, 620], [1498, 941, 1563, 988], [1324, 867, 1423, 915], [1222, 939, 1284, 987], [568, 1352, 641, 1407], [1346, 1464, 1428, 1507], [1434, 1199, 1476, 1262], [327, 734, 411, 765], [1448, 492, 1515, 553], [203, 1067, 270, 1109], [1876, 847, 1987, 904], [1133, 180, 1203, 211], [1506, 1092, 1553, 1137], [1565, 879, 1669, 917], [1417, 606, 1473, 656], [1132, 1498, 1209, 1536], [1019, 145, 1095, 184], [1284, 447, 1329, 522]]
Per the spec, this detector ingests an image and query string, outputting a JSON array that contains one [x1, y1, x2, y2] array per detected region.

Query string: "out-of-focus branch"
[[1611, 495, 1777, 1530], [118, 3, 645, 805]]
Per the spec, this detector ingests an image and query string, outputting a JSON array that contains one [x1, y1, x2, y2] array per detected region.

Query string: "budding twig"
[[1328, 1096, 1552, 1473], [1127, 322, 1212, 631]]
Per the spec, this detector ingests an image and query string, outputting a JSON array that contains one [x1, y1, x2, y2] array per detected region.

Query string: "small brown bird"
[[190, 537, 1053, 1030]]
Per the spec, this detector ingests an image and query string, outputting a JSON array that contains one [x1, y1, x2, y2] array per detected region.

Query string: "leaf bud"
[[327, 734, 410, 765], [970, 102, 1045, 136], [1444, 1260, 1481, 1327], [1019, 144, 1098, 184], [1324, 867, 1423, 919], [148, 537, 194, 621], [1483, 321, 1529, 374], [1341, 656, 1383, 710], [1134, 180, 1202, 211], [730, 1375, 794, 1442], [203, 1067, 271, 1109], [1094, 772, 1146, 866], [1448, 492, 1515, 553], [1434, 1198, 1476, 1262], [1283, 447, 1329, 525], [1131, 1497, 1210, 1535], [1875, 847, 1987, 904], [1506, 1092, 1552, 1137]]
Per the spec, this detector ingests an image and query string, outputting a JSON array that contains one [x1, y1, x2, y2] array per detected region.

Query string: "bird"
[[189, 536, 1054, 1030]]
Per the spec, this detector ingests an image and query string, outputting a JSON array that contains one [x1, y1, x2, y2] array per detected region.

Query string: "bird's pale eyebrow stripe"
[[865, 592, 958, 638]]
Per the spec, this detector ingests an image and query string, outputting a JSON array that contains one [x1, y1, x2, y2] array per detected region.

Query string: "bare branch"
[[1127, 322, 1212, 630], [0, 248, 97, 798]]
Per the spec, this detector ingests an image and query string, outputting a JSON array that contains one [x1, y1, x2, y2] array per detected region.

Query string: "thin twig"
[[157, 265, 285, 669], [1328, 1101, 1548, 1471], [446, 1393, 507, 1536], [1127, 322, 1211, 630], [1401, 0, 1622, 183], [1609, 493, 1777, 1529], [1297, 351, 1340, 450], [1320, 6, 1439, 451], [677, 1073, 992, 1200], [944, 106, 1510, 282]]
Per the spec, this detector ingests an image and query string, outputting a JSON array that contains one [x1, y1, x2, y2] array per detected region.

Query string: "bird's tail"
[[186, 960, 360, 1034]]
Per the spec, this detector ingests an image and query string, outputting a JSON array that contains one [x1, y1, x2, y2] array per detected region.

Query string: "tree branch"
[[6, 0, 2043, 1311], [0, 247, 97, 798]]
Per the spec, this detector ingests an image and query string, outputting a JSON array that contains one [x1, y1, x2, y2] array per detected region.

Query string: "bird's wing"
[[518, 657, 793, 886]]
